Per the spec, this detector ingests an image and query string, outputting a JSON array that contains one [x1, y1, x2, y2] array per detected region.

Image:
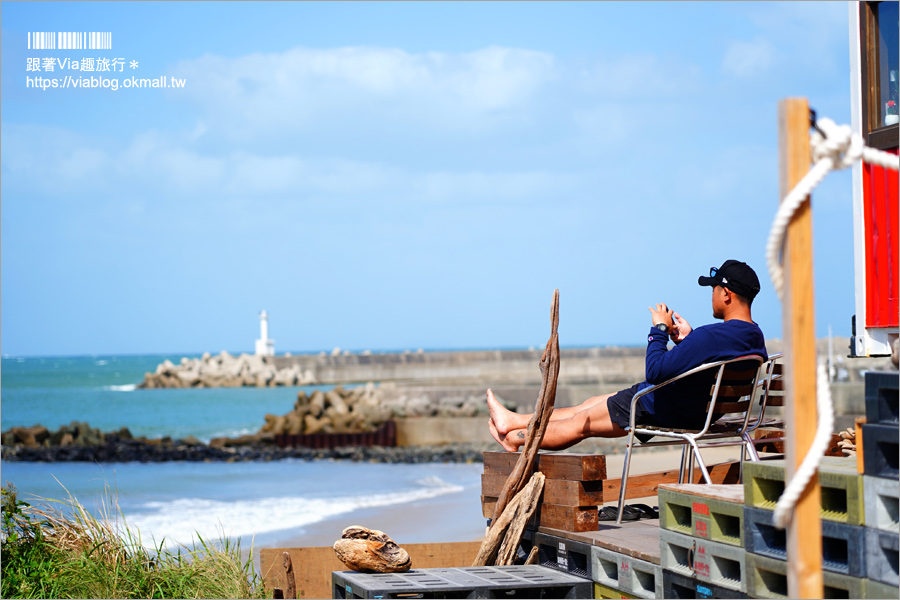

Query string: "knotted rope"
[[766, 117, 899, 529]]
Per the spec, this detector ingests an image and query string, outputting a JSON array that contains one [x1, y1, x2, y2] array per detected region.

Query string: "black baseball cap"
[[698, 260, 761, 299]]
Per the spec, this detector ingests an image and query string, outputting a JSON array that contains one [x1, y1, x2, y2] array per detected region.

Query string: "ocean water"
[[1, 355, 485, 549]]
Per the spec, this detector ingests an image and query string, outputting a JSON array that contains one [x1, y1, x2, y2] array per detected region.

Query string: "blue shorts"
[[605, 383, 656, 430]]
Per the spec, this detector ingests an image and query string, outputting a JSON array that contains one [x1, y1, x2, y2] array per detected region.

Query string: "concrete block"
[[866, 527, 900, 587], [744, 458, 865, 525], [864, 475, 900, 533], [745, 553, 866, 599], [591, 545, 662, 599], [862, 423, 900, 480]]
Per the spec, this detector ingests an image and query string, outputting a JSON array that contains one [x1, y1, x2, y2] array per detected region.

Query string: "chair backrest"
[[705, 355, 766, 417], [758, 354, 785, 407]]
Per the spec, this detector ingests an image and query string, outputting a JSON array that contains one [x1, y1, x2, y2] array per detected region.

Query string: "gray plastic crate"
[[694, 536, 747, 592], [864, 577, 900, 599], [662, 569, 748, 599], [743, 505, 867, 576], [865, 527, 900, 587], [862, 423, 900, 480], [745, 553, 865, 599], [591, 544, 662, 599], [865, 371, 899, 425], [332, 565, 592, 599], [864, 475, 900, 533]]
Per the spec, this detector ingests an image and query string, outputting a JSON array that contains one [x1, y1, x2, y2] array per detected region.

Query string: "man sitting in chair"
[[487, 260, 768, 452]]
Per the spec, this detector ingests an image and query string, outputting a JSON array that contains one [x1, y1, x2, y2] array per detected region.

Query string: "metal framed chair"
[[743, 352, 785, 455], [615, 354, 766, 524]]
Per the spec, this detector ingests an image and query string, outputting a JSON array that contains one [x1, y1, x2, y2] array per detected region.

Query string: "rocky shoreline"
[[0, 436, 496, 464]]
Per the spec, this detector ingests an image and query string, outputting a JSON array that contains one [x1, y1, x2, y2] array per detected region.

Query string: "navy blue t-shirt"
[[637, 320, 768, 429]]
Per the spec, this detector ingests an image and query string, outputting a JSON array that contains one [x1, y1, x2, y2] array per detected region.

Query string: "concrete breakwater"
[[139, 347, 648, 390]]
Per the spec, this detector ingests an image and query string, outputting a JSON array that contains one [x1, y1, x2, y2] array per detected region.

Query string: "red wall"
[[863, 147, 899, 328]]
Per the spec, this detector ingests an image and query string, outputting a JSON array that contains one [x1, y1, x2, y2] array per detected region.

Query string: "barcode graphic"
[[28, 32, 111, 50]]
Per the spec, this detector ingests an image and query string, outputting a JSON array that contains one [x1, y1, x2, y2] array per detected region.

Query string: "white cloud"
[[170, 46, 556, 139], [721, 38, 777, 79], [2, 122, 573, 206]]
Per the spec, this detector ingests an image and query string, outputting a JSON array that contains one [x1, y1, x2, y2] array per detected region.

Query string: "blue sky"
[[2, 1, 857, 356]]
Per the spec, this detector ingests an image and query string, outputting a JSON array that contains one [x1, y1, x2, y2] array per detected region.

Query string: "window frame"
[[859, 1, 899, 150]]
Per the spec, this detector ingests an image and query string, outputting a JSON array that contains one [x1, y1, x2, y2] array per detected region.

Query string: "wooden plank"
[[482, 473, 607, 506], [779, 96, 823, 599], [657, 483, 744, 504], [483, 461, 742, 507], [481, 497, 598, 532], [593, 525, 662, 563], [260, 542, 482, 599], [601, 461, 742, 500], [483, 451, 607, 481]]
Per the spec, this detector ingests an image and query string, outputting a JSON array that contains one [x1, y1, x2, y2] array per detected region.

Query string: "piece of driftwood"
[[282, 552, 296, 600], [472, 472, 545, 566], [473, 290, 560, 566], [525, 546, 539, 565], [332, 526, 411, 573]]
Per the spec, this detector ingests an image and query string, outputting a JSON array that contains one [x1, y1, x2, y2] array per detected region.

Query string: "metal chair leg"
[[678, 445, 689, 483], [687, 438, 712, 484], [616, 432, 636, 525]]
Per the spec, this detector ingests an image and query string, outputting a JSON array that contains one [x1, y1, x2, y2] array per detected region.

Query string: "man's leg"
[[486, 388, 614, 435], [489, 396, 628, 452]]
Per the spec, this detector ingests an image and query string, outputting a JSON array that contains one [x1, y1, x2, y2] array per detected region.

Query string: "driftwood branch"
[[471, 472, 545, 566], [282, 552, 296, 600], [472, 289, 560, 566]]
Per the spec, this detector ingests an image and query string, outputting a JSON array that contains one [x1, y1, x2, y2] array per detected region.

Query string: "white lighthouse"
[[255, 310, 275, 356]]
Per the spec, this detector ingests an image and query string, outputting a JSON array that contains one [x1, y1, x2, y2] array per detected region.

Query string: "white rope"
[[766, 118, 899, 302], [765, 116, 898, 530], [772, 362, 835, 529]]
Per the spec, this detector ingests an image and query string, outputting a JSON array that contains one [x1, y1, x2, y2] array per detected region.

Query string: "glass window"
[[876, 1, 899, 127]]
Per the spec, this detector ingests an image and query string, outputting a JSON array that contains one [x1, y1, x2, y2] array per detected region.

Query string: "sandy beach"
[[259, 444, 742, 554]]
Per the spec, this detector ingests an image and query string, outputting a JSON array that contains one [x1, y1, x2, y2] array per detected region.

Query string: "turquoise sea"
[[1, 355, 485, 549]]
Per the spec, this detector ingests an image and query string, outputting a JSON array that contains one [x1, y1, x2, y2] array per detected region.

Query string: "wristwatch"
[[654, 323, 669, 334]]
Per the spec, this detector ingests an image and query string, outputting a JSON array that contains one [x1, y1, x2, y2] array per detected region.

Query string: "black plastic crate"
[[662, 569, 748, 599], [532, 531, 593, 580], [865, 372, 899, 425], [332, 565, 593, 599], [862, 424, 900, 480]]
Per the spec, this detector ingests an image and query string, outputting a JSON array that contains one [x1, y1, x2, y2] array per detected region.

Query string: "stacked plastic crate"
[[742, 456, 869, 598], [657, 483, 748, 598], [861, 371, 900, 599]]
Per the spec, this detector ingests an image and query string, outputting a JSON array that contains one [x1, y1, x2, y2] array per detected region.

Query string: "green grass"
[[1, 482, 269, 599]]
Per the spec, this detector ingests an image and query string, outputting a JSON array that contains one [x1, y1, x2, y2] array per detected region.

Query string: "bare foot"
[[486, 389, 524, 435], [488, 418, 518, 452]]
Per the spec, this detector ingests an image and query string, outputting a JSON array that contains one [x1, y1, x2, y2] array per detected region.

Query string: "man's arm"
[[644, 320, 716, 384]]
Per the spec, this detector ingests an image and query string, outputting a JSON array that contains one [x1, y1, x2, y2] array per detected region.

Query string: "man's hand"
[[648, 303, 674, 329], [670, 312, 692, 344]]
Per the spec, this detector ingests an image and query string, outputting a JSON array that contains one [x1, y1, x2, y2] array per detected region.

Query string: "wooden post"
[[778, 97, 823, 598]]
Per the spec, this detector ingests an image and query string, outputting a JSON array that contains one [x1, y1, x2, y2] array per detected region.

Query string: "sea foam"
[[125, 477, 464, 548], [105, 384, 137, 392]]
